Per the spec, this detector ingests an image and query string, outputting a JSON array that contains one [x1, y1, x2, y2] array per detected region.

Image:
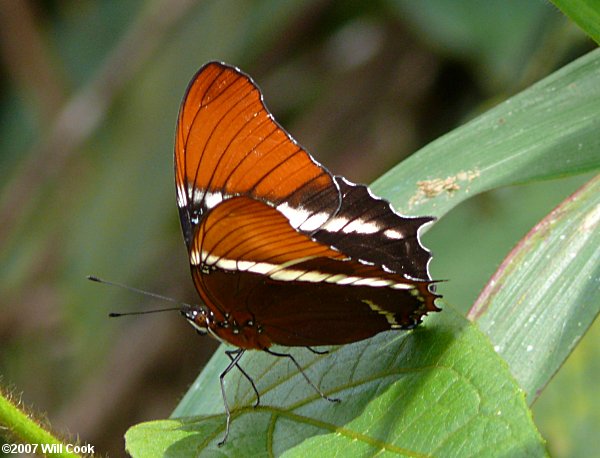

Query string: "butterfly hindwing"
[[189, 197, 437, 349]]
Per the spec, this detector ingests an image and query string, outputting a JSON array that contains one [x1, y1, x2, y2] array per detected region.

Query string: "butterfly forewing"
[[312, 176, 434, 280], [175, 62, 340, 249]]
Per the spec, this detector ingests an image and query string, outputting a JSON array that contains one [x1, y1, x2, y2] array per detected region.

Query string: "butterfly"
[[174, 62, 440, 445]]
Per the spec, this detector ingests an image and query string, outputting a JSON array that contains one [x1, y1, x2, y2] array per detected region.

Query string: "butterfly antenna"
[[87, 275, 193, 317]]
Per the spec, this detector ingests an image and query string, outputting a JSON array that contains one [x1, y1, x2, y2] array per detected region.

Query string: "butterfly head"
[[181, 304, 213, 336]]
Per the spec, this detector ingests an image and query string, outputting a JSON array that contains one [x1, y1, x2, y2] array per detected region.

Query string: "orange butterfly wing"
[[175, 62, 340, 248]]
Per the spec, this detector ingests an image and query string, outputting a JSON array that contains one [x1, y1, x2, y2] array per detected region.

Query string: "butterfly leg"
[[306, 346, 329, 355], [264, 348, 340, 403], [225, 349, 261, 407], [219, 348, 245, 446]]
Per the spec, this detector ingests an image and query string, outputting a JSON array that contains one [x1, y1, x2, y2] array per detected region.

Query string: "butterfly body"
[[182, 300, 269, 350]]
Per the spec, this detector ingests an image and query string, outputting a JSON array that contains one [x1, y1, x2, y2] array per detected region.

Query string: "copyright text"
[[2, 443, 95, 454]]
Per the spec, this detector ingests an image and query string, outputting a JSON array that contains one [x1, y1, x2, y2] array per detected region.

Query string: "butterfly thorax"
[[182, 304, 271, 350]]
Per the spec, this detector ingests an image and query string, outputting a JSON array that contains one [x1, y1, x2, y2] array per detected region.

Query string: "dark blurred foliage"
[[0, 1, 597, 456]]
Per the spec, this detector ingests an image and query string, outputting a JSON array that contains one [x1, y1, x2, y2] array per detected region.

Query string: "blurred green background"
[[0, 1, 597, 456]]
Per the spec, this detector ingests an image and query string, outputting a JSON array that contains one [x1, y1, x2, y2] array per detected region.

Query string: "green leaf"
[[550, 0, 600, 44], [371, 48, 600, 220], [126, 311, 545, 456], [468, 175, 600, 404]]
